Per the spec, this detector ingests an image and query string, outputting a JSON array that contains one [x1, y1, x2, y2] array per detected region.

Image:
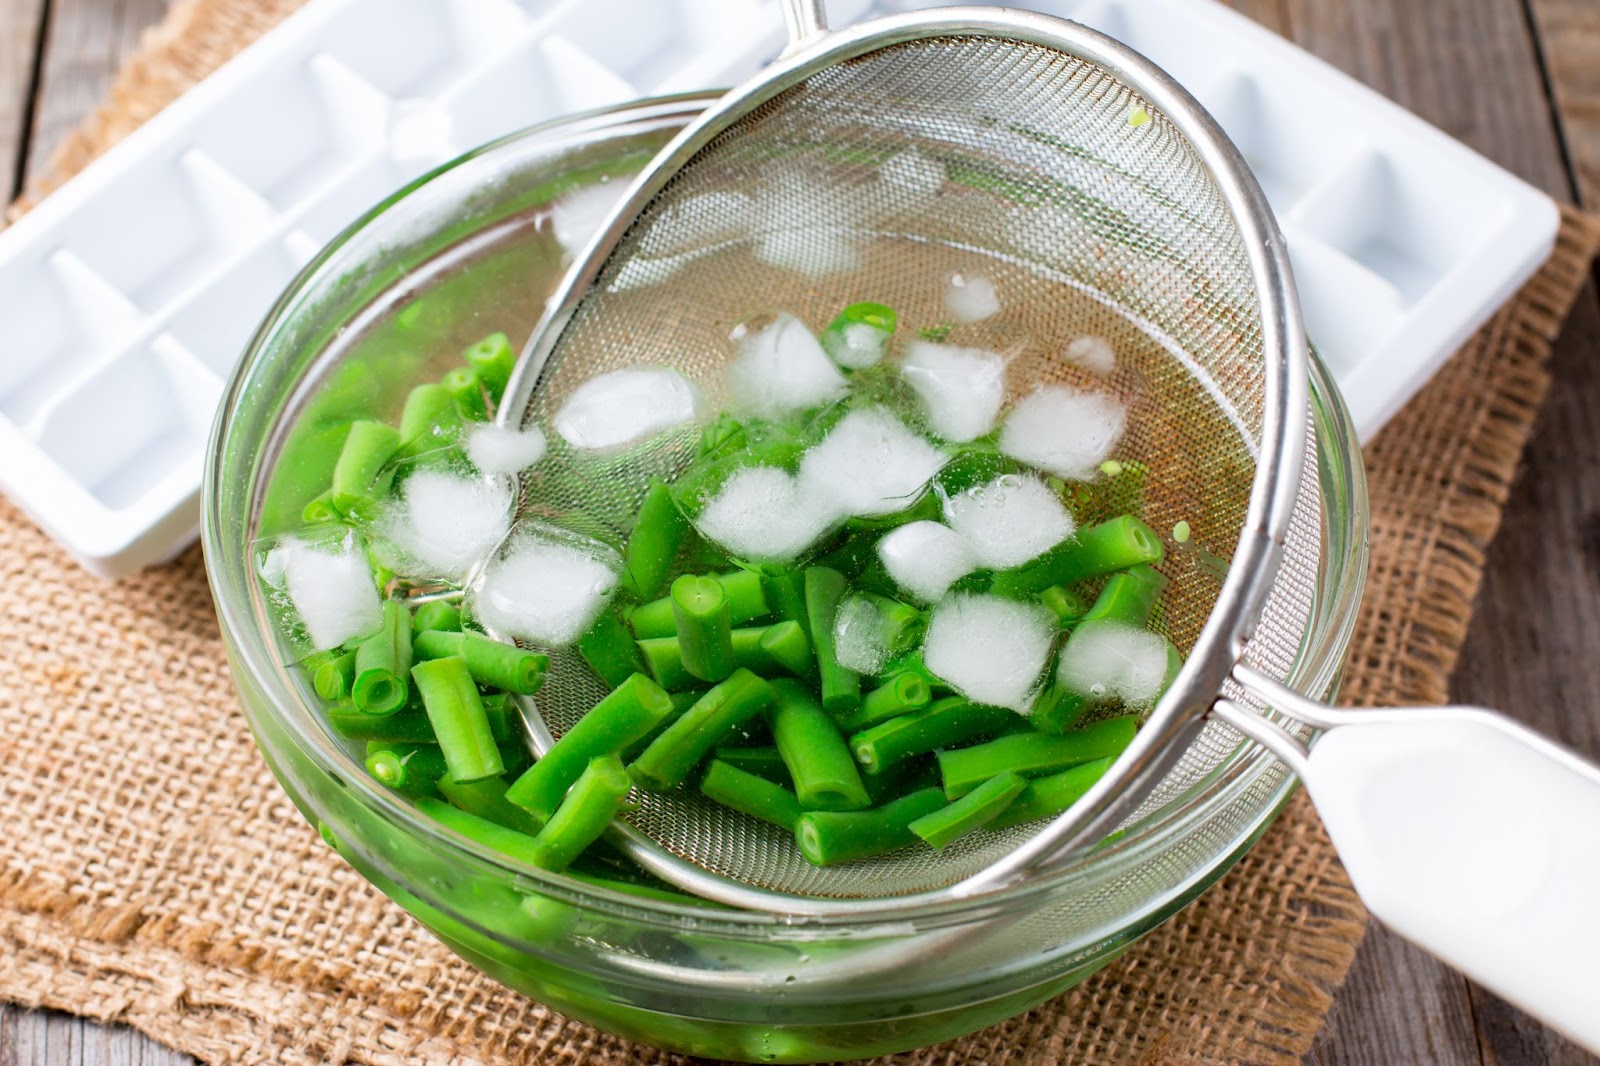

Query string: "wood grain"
[[1527, 0, 1600, 205], [0, 0, 46, 200], [22, 0, 170, 184], [1, 0, 1598, 1064]]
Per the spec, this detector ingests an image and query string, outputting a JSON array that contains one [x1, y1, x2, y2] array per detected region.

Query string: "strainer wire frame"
[[499, 7, 1309, 915]]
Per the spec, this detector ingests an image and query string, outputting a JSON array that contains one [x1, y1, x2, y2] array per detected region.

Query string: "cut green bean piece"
[[836, 671, 931, 734], [301, 490, 340, 525], [353, 599, 413, 716], [989, 515, 1163, 597], [857, 592, 925, 656], [1082, 564, 1166, 627], [331, 420, 400, 513], [937, 716, 1138, 798], [412, 599, 462, 634], [525, 755, 633, 871], [710, 745, 791, 786], [700, 760, 805, 832], [480, 693, 515, 745], [990, 756, 1117, 829], [505, 673, 674, 819], [1030, 681, 1093, 735], [412, 629, 548, 695], [328, 705, 437, 743], [672, 574, 735, 682], [820, 301, 897, 368], [398, 382, 458, 446], [437, 773, 544, 836], [462, 332, 514, 404], [769, 679, 870, 811], [795, 788, 947, 866], [1040, 585, 1089, 625], [630, 570, 771, 637], [412, 656, 503, 783], [849, 697, 1020, 776], [630, 669, 775, 792], [910, 771, 1027, 848], [313, 648, 358, 702], [756, 620, 815, 680], [417, 797, 548, 866], [625, 480, 689, 599], [636, 636, 697, 691], [763, 568, 809, 629], [863, 755, 938, 806], [579, 610, 648, 688], [364, 743, 447, 799], [804, 566, 860, 716], [443, 365, 489, 422]]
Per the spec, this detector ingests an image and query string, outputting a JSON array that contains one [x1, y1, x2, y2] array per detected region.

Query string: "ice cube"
[[261, 535, 383, 651], [725, 313, 848, 420], [922, 593, 1057, 711], [381, 469, 514, 581], [694, 466, 841, 563], [901, 341, 1006, 442], [550, 181, 626, 258], [943, 473, 1076, 569], [466, 424, 547, 476], [798, 407, 946, 518], [876, 521, 978, 604], [998, 385, 1126, 481], [1057, 620, 1171, 703], [833, 595, 890, 675], [1063, 335, 1116, 374], [552, 367, 699, 450], [944, 273, 1000, 323], [754, 230, 862, 277], [824, 321, 890, 369], [473, 533, 620, 647]]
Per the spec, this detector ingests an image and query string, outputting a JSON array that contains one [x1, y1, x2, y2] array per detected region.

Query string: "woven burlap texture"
[[4, 1, 1600, 1062]]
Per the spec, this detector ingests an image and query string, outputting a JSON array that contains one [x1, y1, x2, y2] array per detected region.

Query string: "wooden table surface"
[[1, 1, 1597, 1063]]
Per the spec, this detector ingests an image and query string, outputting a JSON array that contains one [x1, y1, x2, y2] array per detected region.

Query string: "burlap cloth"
[[3, 2, 1598, 1062]]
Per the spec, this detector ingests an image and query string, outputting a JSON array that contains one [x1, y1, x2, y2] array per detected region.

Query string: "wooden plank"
[[22, 0, 172, 185], [0, 0, 46, 201], [0, 1007, 192, 1066], [1527, 0, 1600, 206]]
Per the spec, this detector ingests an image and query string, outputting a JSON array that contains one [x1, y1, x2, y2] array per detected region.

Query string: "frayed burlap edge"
[[1, 0, 1597, 1061]]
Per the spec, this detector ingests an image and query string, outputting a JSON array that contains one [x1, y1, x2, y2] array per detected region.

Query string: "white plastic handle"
[[1305, 711, 1600, 1053]]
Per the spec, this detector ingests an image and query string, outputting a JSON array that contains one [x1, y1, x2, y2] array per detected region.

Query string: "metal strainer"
[[492, 4, 1600, 1046]]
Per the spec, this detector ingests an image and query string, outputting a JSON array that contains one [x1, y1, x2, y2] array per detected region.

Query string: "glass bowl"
[[202, 93, 1368, 1063]]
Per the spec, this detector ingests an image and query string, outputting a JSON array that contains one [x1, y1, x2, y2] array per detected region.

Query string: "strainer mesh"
[[510, 36, 1316, 899]]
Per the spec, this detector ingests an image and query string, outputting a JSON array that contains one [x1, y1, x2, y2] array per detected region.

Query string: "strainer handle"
[[1214, 674, 1600, 1055], [779, 0, 829, 55]]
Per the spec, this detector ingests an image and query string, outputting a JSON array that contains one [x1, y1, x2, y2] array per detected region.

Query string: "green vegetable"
[[795, 788, 947, 866], [937, 717, 1138, 798], [804, 566, 860, 716], [411, 656, 504, 783], [624, 480, 689, 599], [989, 515, 1164, 597], [352, 599, 413, 716], [630, 569, 770, 637], [630, 669, 775, 792], [412, 629, 548, 695], [849, 697, 1020, 777], [672, 574, 736, 682], [909, 771, 1027, 848], [699, 759, 805, 832], [769, 679, 870, 811]]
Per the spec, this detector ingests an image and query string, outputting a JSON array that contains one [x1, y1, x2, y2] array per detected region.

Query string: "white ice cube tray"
[[0, 0, 1558, 577]]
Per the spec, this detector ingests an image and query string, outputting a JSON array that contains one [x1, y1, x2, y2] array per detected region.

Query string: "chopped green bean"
[[416, 797, 547, 865], [505, 673, 675, 820], [630, 669, 775, 792], [636, 636, 698, 691], [629, 570, 770, 637], [820, 301, 897, 368], [989, 515, 1164, 597], [480, 693, 516, 744], [989, 756, 1117, 829], [849, 697, 1020, 776], [353, 599, 413, 715], [364, 742, 447, 799], [412, 629, 547, 695], [462, 332, 514, 405], [909, 771, 1027, 848], [412, 656, 504, 783], [795, 788, 947, 866], [328, 705, 437, 742], [398, 382, 458, 446], [412, 599, 462, 634], [672, 574, 735, 682], [1082, 565, 1166, 627], [313, 648, 358, 702], [763, 568, 809, 629], [700, 760, 805, 832], [443, 365, 489, 422], [1040, 585, 1089, 625], [804, 566, 860, 716], [754, 620, 815, 680], [579, 610, 648, 688], [836, 671, 931, 734], [301, 491, 340, 525], [769, 679, 870, 811], [525, 755, 633, 871], [937, 716, 1138, 798], [625, 480, 689, 599], [330, 420, 400, 514]]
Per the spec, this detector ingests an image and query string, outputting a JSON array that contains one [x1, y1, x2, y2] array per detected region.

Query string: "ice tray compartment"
[[164, 242, 305, 375], [314, 0, 534, 98]]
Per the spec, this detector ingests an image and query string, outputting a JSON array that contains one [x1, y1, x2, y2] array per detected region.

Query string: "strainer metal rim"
[[500, 7, 1310, 914]]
